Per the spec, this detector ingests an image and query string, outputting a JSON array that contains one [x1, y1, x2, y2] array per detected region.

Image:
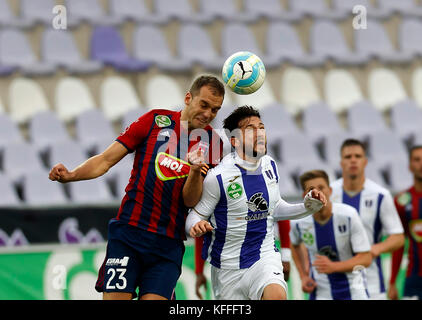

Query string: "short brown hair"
[[340, 138, 367, 156], [299, 170, 330, 191], [223, 105, 261, 133], [189, 75, 225, 97], [410, 145, 422, 159]]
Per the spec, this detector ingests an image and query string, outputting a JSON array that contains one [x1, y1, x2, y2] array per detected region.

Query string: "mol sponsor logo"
[[155, 152, 191, 181], [410, 219, 422, 243]]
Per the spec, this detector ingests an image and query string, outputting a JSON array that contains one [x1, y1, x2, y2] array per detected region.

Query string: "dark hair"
[[299, 170, 330, 191], [410, 145, 422, 159], [223, 105, 261, 133], [340, 138, 367, 156], [189, 75, 225, 97]]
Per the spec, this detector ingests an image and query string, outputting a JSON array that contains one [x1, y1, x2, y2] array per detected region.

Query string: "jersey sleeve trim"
[[115, 138, 133, 153]]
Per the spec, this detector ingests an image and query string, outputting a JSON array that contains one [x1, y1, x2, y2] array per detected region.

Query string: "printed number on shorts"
[[106, 268, 127, 290]]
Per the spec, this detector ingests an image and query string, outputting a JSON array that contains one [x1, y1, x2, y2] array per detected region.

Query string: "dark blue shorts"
[[95, 220, 185, 299], [404, 275, 422, 299]]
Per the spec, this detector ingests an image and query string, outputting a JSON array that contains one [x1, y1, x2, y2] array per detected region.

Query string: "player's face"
[[184, 85, 223, 130], [238, 116, 266, 159], [409, 147, 422, 181], [340, 145, 367, 180], [302, 177, 332, 201]]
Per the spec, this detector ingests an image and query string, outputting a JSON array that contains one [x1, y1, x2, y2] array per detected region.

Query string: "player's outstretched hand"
[[48, 163, 73, 183], [303, 189, 327, 213], [190, 220, 213, 237], [187, 149, 206, 172]]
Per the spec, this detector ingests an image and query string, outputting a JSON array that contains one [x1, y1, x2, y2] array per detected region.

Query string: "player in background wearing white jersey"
[[185, 106, 327, 300], [330, 139, 404, 299], [291, 170, 372, 300]]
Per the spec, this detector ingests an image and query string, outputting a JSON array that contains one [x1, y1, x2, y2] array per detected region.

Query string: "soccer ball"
[[222, 51, 266, 95]]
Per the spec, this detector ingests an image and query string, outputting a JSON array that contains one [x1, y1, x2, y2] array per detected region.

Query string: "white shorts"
[[368, 292, 387, 300], [211, 251, 288, 300]]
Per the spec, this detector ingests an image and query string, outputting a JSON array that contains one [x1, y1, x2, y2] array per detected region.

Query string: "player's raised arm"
[[49, 141, 128, 183], [183, 148, 207, 207]]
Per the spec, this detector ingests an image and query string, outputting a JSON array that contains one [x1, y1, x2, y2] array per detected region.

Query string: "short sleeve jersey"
[[114, 109, 223, 240]]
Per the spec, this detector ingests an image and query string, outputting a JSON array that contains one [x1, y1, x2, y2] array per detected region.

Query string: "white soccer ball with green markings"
[[222, 51, 266, 95]]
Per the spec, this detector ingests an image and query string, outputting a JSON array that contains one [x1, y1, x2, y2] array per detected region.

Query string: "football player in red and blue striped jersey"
[[49, 75, 225, 300], [389, 145, 422, 300]]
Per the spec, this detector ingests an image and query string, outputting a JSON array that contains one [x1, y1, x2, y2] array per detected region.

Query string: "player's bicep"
[[350, 211, 371, 253], [101, 141, 130, 169], [380, 193, 404, 235], [116, 111, 154, 152]]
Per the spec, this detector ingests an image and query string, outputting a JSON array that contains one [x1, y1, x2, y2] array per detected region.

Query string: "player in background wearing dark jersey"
[[193, 220, 291, 299], [49, 75, 225, 300], [389, 145, 422, 300]]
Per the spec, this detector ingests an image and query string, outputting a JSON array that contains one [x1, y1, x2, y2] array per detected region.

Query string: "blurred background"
[[0, 0, 419, 299]]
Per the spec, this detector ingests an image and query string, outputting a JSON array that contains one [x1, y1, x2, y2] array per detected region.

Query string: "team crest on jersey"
[[365, 200, 373, 208], [409, 219, 422, 243], [246, 192, 268, 212], [397, 192, 412, 206], [155, 115, 172, 128], [227, 182, 243, 199], [302, 230, 314, 246], [338, 224, 347, 233], [155, 152, 190, 181], [318, 245, 339, 261]]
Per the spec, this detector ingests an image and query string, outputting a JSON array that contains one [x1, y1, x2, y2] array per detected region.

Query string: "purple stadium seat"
[[90, 26, 151, 72], [0, 64, 15, 76]]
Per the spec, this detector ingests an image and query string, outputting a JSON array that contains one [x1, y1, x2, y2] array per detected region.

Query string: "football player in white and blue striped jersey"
[[185, 106, 326, 300], [290, 170, 372, 300], [330, 139, 404, 299]]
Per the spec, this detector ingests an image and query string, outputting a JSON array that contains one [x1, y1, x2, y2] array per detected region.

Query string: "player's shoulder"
[[207, 153, 235, 175], [364, 178, 391, 196], [148, 108, 179, 115], [330, 178, 343, 190], [332, 202, 359, 218], [262, 154, 277, 165], [134, 108, 178, 123]]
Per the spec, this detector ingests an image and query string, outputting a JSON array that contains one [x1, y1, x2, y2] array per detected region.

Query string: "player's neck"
[[342, 174, 365, 193], [314, 202, 333, 225], [414, 178, 422, 193], [234, 151, 261, 169]]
